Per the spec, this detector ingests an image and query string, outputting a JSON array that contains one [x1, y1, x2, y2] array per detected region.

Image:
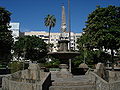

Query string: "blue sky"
[[0, 0, 119, 33]]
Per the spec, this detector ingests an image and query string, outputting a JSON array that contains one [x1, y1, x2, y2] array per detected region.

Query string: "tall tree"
[[44, 14, 56, 44], [0, 7, 13, 65], [13, 36, 48, 62], [80, 5, 120, 65]]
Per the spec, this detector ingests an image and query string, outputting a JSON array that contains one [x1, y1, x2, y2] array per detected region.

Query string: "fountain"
[[48, 39, 79, 78], [48, 5, 79, 78]]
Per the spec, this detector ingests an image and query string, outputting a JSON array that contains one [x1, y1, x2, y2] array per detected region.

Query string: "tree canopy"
[[77, 5, 120, 64], [0, 7, 13, 65], [0, 7, 11, 31], [84, 5, 120, 49], [44, 14, 56, 44], [13, 36, 48, 62]]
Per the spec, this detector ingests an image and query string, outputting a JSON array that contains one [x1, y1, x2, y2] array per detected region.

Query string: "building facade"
[[24, 31, 82, 51], [9, 22, 20, 42]]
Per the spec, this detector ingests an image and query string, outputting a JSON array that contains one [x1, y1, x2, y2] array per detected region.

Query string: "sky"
[[0, 0, 120, 33]]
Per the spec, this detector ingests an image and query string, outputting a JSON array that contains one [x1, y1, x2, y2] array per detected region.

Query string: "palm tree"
[[44, 14, 56, 44]]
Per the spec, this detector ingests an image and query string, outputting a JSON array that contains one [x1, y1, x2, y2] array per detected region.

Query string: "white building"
[[24, 31, 82, 51], [74, 33, 82, 50], [9, 22, 20, 42]]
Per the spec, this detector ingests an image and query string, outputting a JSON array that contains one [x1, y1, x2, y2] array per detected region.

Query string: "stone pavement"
[[51, 71, 91, 82], [50, 71, 95, 90]]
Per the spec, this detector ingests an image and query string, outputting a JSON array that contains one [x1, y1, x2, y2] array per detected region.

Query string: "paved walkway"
[[51, 71, 92, 84], [50, 71, 95, 90]]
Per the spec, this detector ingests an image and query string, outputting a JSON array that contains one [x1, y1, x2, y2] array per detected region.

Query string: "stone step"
[[52, 81, 94, 86], [49, 85, 96, 90]]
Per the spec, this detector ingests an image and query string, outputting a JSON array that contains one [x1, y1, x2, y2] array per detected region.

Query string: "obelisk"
[[60, 5, 67, 40]]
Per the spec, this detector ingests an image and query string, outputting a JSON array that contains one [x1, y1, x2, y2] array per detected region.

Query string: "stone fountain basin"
[[48, 51, 80, 60]]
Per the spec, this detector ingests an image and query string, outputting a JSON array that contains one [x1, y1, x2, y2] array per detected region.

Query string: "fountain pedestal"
[[56, 64, 73, 78], [48, 40, 79, 79]]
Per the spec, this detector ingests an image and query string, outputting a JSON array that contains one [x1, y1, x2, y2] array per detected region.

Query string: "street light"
[[83, 44, 86, 64], [68, 0, 71, 50], [68, 0, 72, 72]]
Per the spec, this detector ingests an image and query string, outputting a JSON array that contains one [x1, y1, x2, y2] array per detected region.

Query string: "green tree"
[[75, 41, 111, 68], [13, 36, 48, 62], [0, 7, 13, 65], [80, 5, 120, 65], [9, 61, 23, 73], [44, 14, 56, 44], [115, 50, 120, 63]]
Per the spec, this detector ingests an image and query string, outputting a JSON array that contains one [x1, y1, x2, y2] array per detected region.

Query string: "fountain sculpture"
[[48, 5, 79, 78]]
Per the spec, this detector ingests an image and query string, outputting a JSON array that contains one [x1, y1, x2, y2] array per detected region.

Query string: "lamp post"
[[68, 0, 72, 72], [83, 44, 86, 64], [23, 48, 26, 70], [68, 0, 71, 49]]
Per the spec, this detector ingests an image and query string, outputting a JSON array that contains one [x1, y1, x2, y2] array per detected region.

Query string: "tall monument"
[[60, 5, 67, 40], [61, 5, 67, 33]]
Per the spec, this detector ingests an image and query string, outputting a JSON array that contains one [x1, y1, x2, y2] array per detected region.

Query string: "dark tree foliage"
[[0, 7, 11, 31], [13, 36, 48, 62], [0, 7, 13, 65], [44, 14, 56, 44], [77, 6, 120, 64]]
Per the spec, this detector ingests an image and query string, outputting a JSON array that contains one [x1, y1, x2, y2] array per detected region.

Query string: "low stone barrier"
[[3, 79, 37, 90], [86, 71, 109, 90], [2, 64, 51, 90], [2, 71, 51, 90], [86, 70, 120, 90], [108, 71, 120, 82], [109, 81, 120, 90], [0, 75, 11, 87], [42, 73, 51, 90]]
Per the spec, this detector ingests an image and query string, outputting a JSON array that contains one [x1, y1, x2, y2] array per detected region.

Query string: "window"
[[76, 35, 80, 37], [44, 36, 49, 38], [51, 39, 54, 41], [38, 35, 44, 37], [43, 39, 48, 41]]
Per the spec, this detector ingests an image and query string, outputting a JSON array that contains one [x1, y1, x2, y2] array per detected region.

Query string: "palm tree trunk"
[[48, 27, 51, 44]]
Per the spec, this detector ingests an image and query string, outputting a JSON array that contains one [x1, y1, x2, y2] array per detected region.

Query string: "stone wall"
[[86, 70, 120, 90], [2, 63, 51, 90], [2, 71, 51, 90], [108, 71, 120, 82], [86, 71, 109, 90], [42, 73, 51, 90], [109, 81, 120, 90], [2, 78, 38, 90], [0, 75, 11, 87]]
